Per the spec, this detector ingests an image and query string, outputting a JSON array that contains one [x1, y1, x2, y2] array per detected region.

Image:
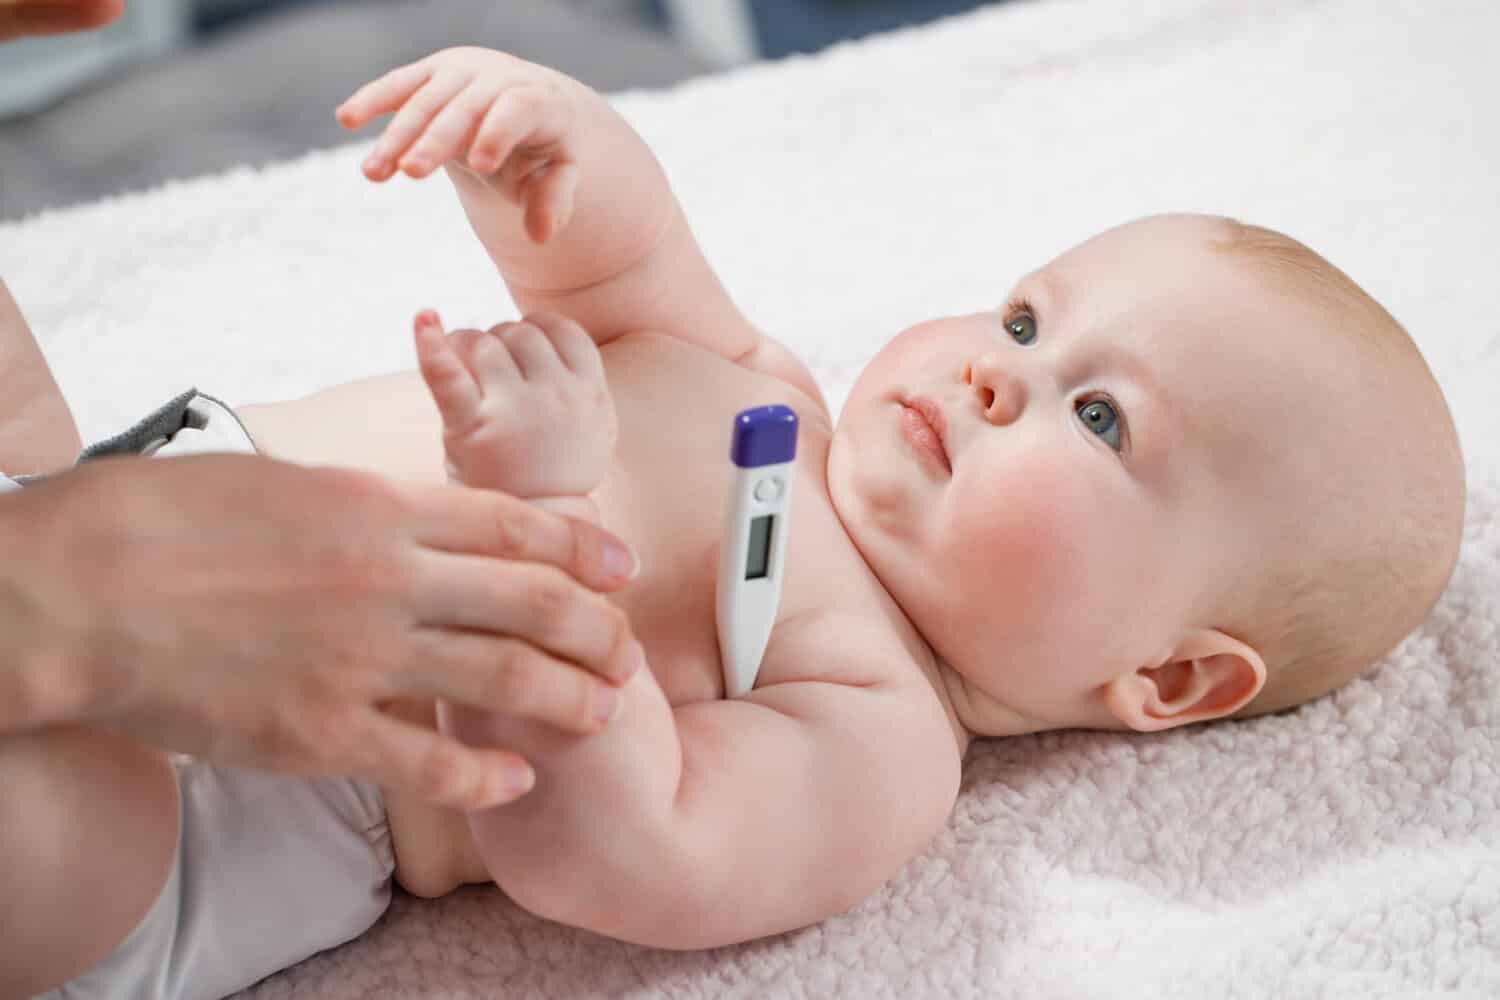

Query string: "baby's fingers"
[[400, 78, 507, 180], [521, 161, 579, 244], [336, 60, 432, 131], [414, 312, 483, 433], [525, 311, 600, 377], [468, 84, 570, 177], [493, 320, 567, 382], [363, 71, 472, 181]]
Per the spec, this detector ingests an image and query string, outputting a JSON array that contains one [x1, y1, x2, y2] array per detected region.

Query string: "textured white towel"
[[3, 0, 1496, 996]]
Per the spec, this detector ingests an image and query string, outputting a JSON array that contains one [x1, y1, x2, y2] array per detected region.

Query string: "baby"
[[25, 45, 1466, 998]]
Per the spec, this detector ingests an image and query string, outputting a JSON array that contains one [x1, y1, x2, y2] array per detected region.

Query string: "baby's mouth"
[[900, 396, 952, 475]]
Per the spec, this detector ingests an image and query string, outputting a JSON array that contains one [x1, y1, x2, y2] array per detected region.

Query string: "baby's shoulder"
[[762, 607, 946, 706]]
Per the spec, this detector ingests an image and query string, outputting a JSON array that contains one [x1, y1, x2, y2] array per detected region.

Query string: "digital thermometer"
[[716, 405, 798, 698]]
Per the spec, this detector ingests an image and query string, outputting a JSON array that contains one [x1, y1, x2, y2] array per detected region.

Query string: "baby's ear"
[[1103, 629, 1266, 732]]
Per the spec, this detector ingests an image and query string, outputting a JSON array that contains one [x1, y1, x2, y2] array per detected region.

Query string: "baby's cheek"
[[850, 320, 963, 400], [943, 451, 1090, 634]]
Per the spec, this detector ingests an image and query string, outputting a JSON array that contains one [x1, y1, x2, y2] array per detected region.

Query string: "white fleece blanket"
[[4, 0, 1498, 995]]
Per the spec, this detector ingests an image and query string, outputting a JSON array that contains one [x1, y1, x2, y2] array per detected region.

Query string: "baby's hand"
[[337, 47, 581, 243], [414, 310, 616, 498]]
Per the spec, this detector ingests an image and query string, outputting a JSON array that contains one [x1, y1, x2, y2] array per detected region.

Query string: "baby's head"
[[827, 213, 1465, 738]]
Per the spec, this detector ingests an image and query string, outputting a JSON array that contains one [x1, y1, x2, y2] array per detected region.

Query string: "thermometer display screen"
[[745, 515, 775, 580]]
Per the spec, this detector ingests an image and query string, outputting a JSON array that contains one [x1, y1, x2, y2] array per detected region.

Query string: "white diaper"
[[41, 760, 395, 1000]]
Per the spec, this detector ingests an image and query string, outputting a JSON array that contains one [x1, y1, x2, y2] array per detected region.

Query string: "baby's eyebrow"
[[1097, 341, 1166, 411], [1032, 269, 1073, 318], [1028, 268, 1178, 467], [1093, 340, 1178, 467]]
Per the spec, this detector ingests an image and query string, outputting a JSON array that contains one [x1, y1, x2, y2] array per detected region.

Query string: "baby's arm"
[[441, 645, 961, 949], [338, 48, 828, 411]]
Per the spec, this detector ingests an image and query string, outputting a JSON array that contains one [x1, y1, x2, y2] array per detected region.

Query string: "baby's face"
[[827, 215, 1341, 731]]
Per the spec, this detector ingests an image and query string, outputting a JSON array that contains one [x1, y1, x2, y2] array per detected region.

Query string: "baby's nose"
[[964, 353, 1027, 426]]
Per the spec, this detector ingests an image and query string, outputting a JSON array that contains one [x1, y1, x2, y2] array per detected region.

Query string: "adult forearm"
[[446, 71, 675, 295], [0, 542, 48, 734], [0, 494, 90, 734], [0, 278, 81, 472]]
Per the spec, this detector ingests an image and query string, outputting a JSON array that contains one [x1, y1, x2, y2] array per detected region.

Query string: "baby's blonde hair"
[[1206, 219, 1466, 718]]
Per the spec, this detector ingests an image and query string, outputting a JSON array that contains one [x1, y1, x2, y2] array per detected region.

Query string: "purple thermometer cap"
[[730, 405, 798, 467]]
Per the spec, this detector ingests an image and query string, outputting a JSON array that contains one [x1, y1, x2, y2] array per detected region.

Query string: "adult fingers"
[[409, 551, 642, 685], [393, 477, 640, 592], [394, 627, 621, 735], [351, 706, 536, 809]]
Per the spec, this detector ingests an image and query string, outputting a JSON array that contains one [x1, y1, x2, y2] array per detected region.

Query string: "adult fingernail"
[[503, 761, 535, 798], [603, 538, 640, 582], [594, 685, 622, 725], [616, 640, 645, 684]]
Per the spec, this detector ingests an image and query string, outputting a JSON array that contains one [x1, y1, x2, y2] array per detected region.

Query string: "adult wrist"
[[0, 484, 95, 733], [0, 492, 44, 732]]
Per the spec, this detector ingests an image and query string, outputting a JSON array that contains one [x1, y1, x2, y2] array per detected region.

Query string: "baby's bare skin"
[[241, 325, 968, 914], [236, 43, 1463, 951], [241, 47, 1276, 946]]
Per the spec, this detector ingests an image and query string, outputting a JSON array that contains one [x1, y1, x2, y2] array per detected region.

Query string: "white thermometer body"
[[716, 405, 798, 698]]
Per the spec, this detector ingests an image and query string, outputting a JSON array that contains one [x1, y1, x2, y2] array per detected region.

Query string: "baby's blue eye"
[[1006, 312, 1037, 346], [1078, 398, 1123, 451]]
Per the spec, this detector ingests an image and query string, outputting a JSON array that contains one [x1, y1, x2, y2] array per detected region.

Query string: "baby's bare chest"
[[595, 334, 893, 705]]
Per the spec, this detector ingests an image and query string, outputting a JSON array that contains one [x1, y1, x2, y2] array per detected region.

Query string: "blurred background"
[[0, 0, 997, 221]]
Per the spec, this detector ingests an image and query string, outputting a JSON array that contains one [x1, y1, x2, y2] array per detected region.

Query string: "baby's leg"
[[0, 724, 179, 997], [0, 277, 82, 472], [237, 368, 449, 484]]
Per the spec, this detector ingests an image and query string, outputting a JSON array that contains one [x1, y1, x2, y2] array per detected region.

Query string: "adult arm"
[[0, 0, 125, 41], [0, 453, 644, 809], [0, 278, 82, 472]]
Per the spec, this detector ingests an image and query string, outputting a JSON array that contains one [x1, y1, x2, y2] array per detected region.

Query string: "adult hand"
[[0, 453, 644, 809], [0, 0, 124, 41]]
